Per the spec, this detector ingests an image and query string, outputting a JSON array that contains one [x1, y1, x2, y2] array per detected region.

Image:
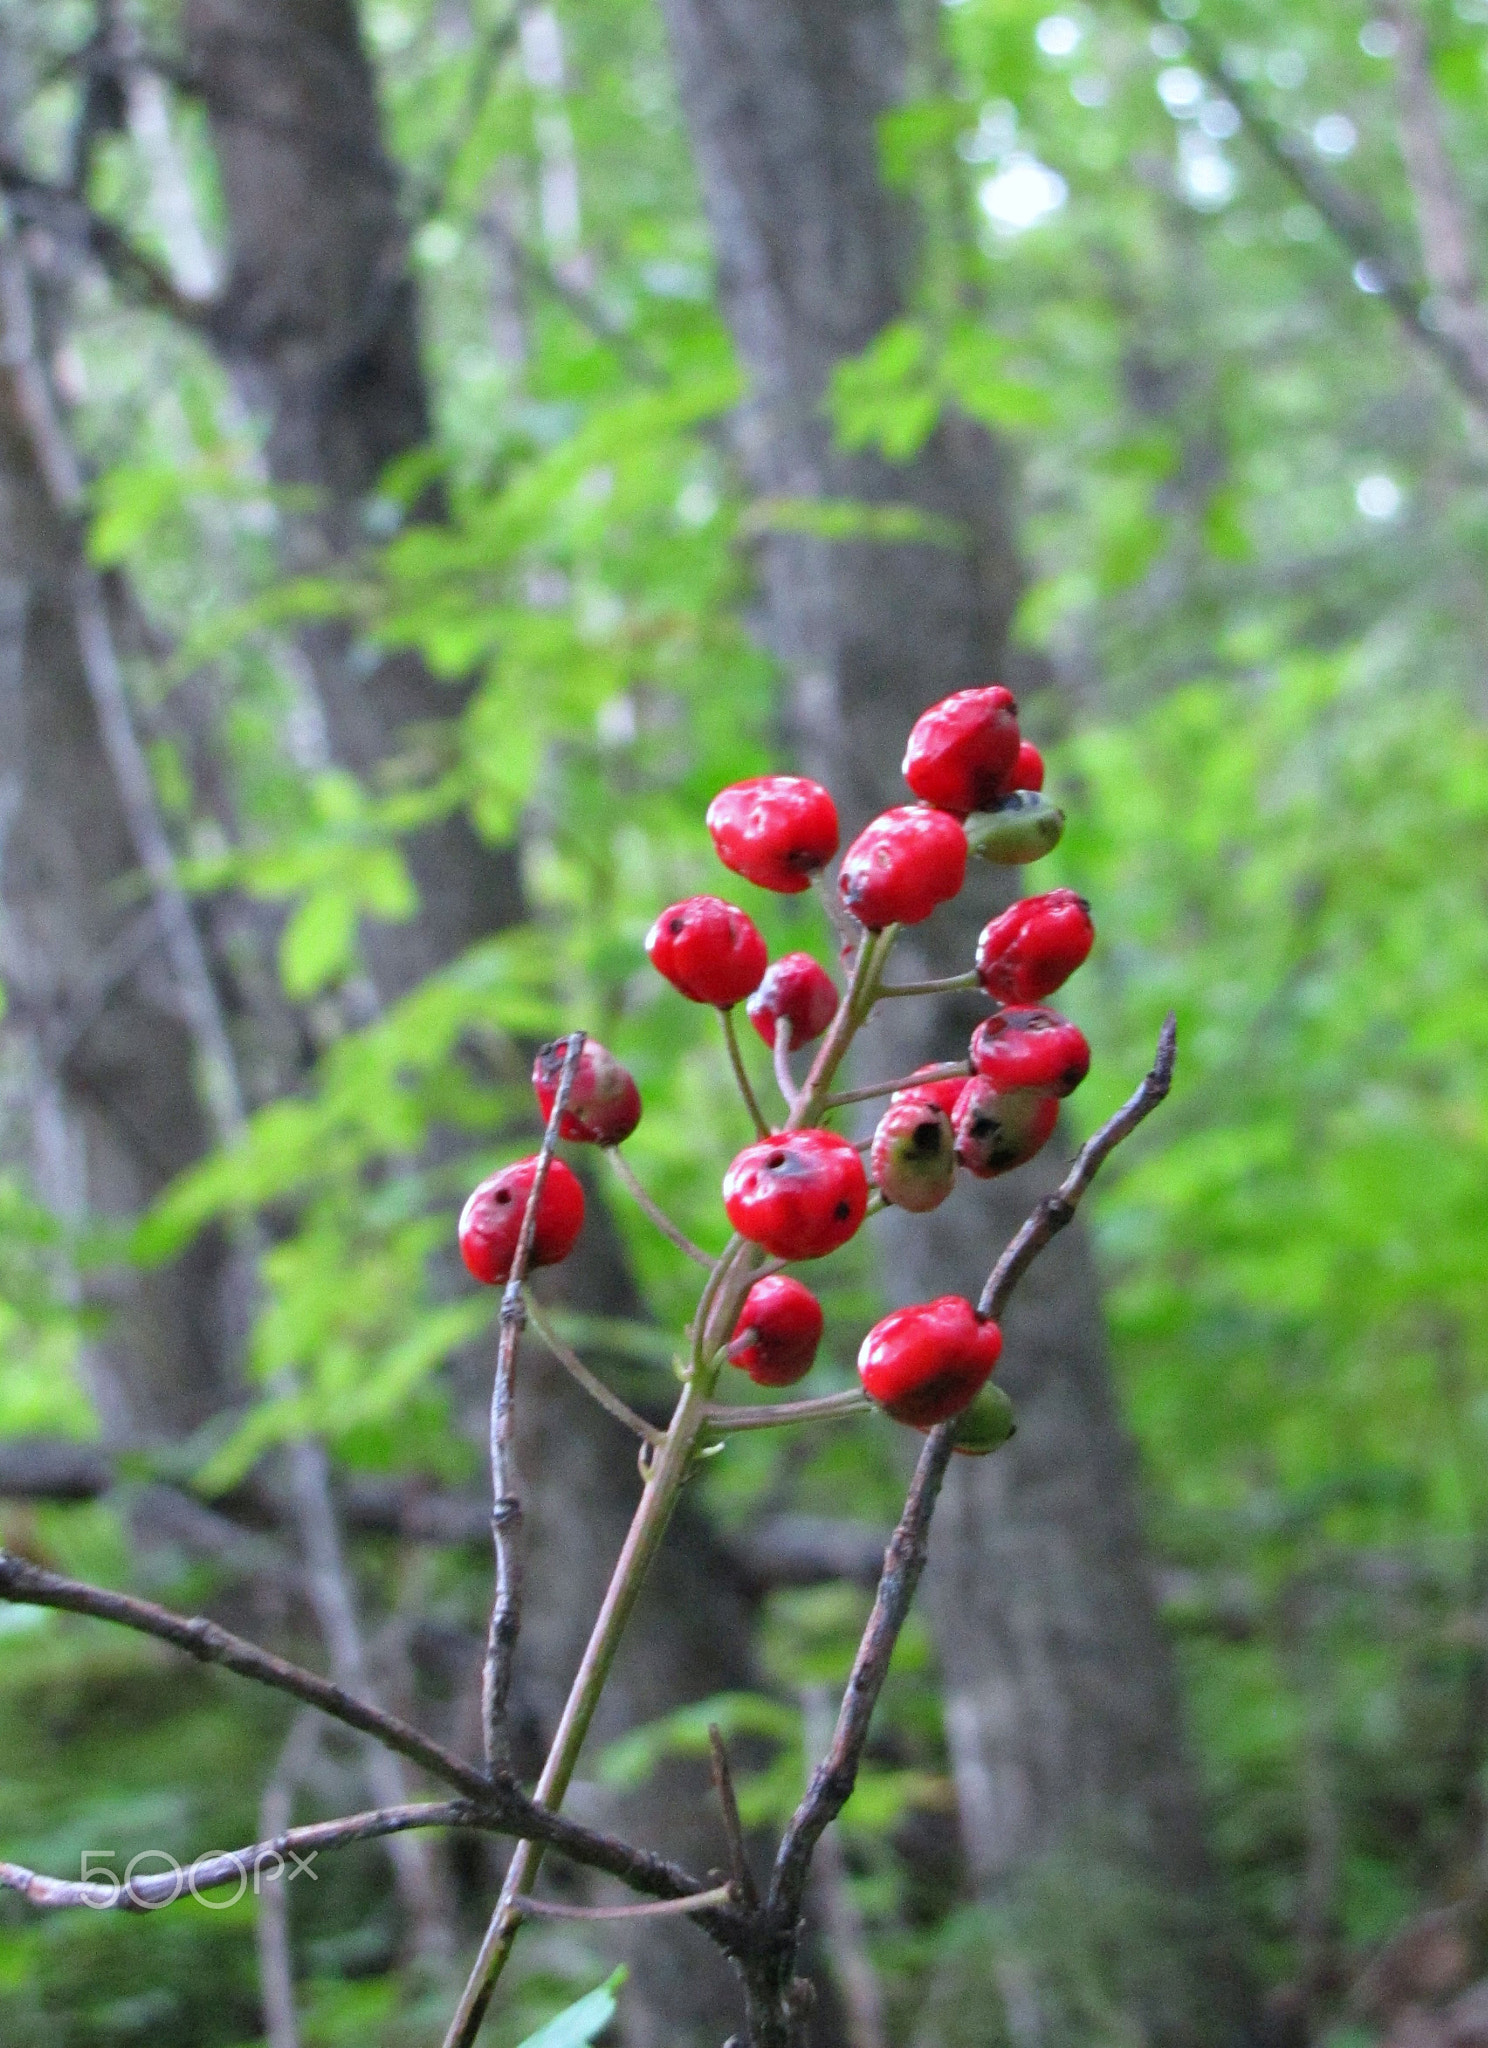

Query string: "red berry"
[[902, 688, 1021, 817], [870, 1098, 956, 1213], [706, 777, 840, 894], [645, 896, 768, 1007], [727, 1275, 824, 1386], [974, 890, 1094, 1004], [747, 953, 839, 1050], [953, 1078, 1059, 1178], [890, 1066, 970, 1120], [722, 1128, 869, 1260], [857, 1296, 1002, 1426], [532, 1038, 642, 1146], [838, 807, 967, 931], [1010, 741, 1044, 793], [969, 1006, 1090, 1098], [458, 1157, 585, 1285]]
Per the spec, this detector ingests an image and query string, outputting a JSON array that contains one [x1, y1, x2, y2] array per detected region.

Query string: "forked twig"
[[709, 1722, 759, 1910], [483, 1031, 586, 1770]]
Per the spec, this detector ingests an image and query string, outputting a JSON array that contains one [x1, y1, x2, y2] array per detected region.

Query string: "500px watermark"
[[78, 1848, 318, 1909]]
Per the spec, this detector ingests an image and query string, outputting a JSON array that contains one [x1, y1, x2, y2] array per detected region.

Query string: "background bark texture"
[[657, 0, 1253, 2035]]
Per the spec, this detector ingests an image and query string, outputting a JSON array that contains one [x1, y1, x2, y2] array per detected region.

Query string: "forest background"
[[0, 0, 1485, 2045]]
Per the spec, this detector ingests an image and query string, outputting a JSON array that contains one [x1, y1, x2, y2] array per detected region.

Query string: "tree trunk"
[[657, 0, 1253, 2036], [172, 5, 760, 2033]]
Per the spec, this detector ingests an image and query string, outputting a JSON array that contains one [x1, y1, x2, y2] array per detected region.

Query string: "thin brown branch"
[[709, 1723, 759, 1910], [0, 1801, 474, 1913], [483, 1030, 585, 1770], [0, 1547, 725, 1907], [978, 1011, 1177, 1322], [607, 1145, 716, 1268], [800, 1685, 888, 2048], [0, 1546, 491, 1798]]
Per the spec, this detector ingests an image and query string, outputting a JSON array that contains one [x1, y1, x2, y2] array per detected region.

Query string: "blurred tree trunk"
[[658, 0, 1254, 2037]]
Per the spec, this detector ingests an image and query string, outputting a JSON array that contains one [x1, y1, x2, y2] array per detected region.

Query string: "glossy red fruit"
[[645, 896, 768, 1007], [953, 1078, 1059, 1178], [747, 953, 839, 1050], [722, 1128, 869, 1260], [974, 890, 1094, 1004], [902, 688, 1021, 817], [458, 1157, 585, 1285], [890, 1066, 970, 1120], [857, 1296, 1003, 1427], [1010, 741, 1044, 793], [871, 1098, 956, 1213], [706, 777, 840, 894], [727, 1275, 824, 1387], [838, 807, 967, 931], [970, 1006, 1090, 1098], [532, 1038, 642, 1146]]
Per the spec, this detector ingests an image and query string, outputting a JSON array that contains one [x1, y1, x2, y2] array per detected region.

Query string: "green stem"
[[789, 928, 894, 1128], [876, 970, 979, 998], [720, 1004, 770, 1138], [702, 1389, 871, 1432]]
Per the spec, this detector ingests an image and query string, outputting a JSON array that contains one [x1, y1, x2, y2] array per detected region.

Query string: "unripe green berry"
[[963, 791, 1065, 865], [950, 1380, 1016, 1455]]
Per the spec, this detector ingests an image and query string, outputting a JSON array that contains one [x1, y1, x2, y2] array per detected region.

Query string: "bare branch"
[[979, 1012, 1177, 1323], [256, 1715, 320, 2048], [483, 1030, 586, 1770], [607, 1145, 716, 1268], [0, 1548, 724, 1906], [0, 1801, 474, 1913], [0, 1546, 491, 1798]]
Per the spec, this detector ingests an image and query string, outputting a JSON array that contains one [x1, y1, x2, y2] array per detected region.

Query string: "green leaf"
[[279, 889, 360, 999], [516, 1969, 627, 2048]]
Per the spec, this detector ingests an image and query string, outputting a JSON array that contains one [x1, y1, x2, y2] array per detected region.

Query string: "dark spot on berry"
[[668, 916, 685, 935], [833, 1201, 851, 1220], [767, 1151, 787, 1169], [911, 1119, 942, 1155], [495, 1189, 512, 1205]]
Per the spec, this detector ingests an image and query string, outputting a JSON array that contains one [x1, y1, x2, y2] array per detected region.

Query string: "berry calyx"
[[963, 792, 1065, 865], [902, 688, 1021, 817], [870, 1098, 956, 1213], [722, 1128, 869, 1260], [857, 1296, 1002, 1426], [890, 1066, 970, 1120], [706, 776, 840, 894], [970, 1007, 1091, 1098], [747, 952, 840, 1050], [974, 890, 1094, 1005], [727, 1275, 824, 1386], [953, 1077, 1059, 1178], [1010, 741, 1044, 793], [532, 1038, 642, 1146], [838, 807, 967, 931], [947, 1380, 1016, 1455], [645, 896, 768, 1007], [458, 1157, 586, 1285]]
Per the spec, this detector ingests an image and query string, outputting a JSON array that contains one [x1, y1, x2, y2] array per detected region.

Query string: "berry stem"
[[810, 868, 859, 952], [822, 1059, 972, 1111], [772, 1016, 798, 1115], [607, 1147, 716, 1269], [720, 1004, 770, 1138], [876, 970, 979, 999], [702, 1389, 871, 1432], [788, 932, 886, 1130], [522, 1292, 664, 1446]]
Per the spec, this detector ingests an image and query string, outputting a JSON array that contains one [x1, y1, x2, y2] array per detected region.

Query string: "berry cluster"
[[458, 687, 1096, 1444]]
